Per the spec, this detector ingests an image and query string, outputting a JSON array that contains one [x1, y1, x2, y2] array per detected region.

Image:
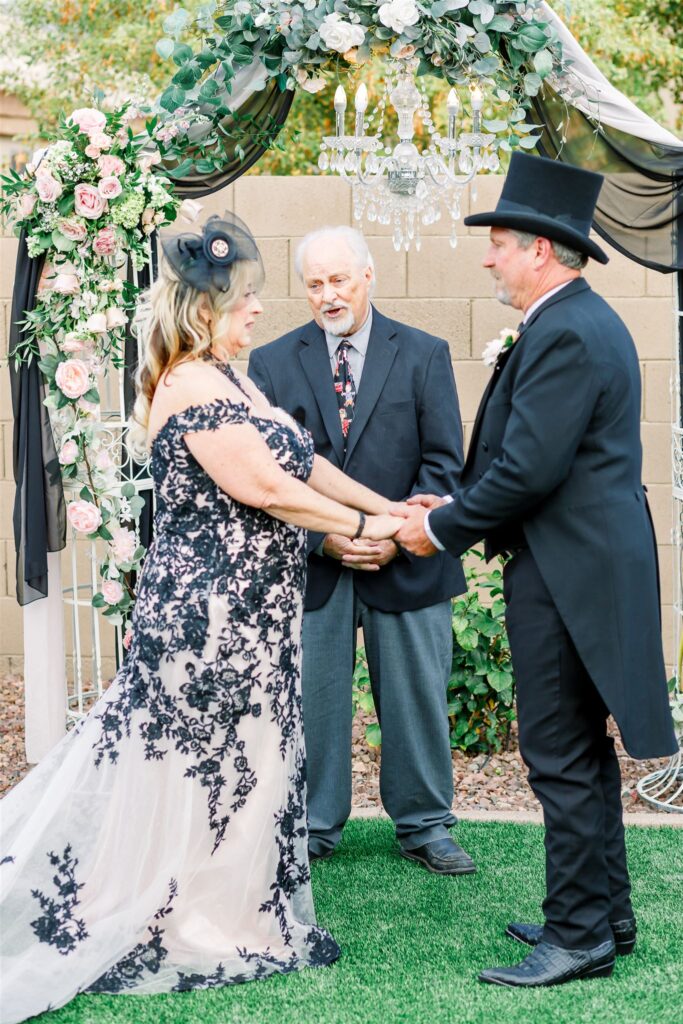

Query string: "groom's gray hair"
[[295, 226, 376, 292], [510, 229, 588, 270]]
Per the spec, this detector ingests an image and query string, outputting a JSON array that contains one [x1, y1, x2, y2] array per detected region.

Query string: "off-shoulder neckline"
[[150, 396, 251, 453]]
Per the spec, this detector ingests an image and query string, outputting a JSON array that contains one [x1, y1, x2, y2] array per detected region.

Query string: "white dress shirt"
[[423, 280, 574, 551]]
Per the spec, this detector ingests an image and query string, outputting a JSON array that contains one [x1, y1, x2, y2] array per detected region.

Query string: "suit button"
[[482, 441, 489, 452]]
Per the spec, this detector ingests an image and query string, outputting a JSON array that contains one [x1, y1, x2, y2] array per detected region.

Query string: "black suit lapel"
[[343, 312, 398, 466], [465, 340, 517, 472], [298, 325, 345, 463]]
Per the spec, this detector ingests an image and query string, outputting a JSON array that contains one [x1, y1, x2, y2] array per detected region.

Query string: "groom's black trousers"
[[503, 548, 633, 949]]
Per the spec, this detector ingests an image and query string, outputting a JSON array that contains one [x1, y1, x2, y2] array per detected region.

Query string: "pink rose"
[[58, 439, 79, 465], [92, 226, 117, 257], [62, 333, 85, 353], [90, 132, 112, 151], [138, 150, 162, 173], [85, 145, 101, 159], [55, 358, 91, 399], [85, 312, 108, 333], [69, 108, 107, 136], [102, 579, 124, 605], [52, 273, 81, 295], [95, 450, 113, 471], [18, 193, 37, 218], [106, 306, 127, 329], [109, 526, 137, 563], [67, 499, 102, 535], [58, 218, 88, 241], [74, 183, 107, 220], [98, 154, 125, 177], [35, 173, 62, 203], [122, 624, 133, 650], [98, 176, 122, 200]]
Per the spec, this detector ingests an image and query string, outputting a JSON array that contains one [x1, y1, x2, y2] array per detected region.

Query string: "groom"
[[396, 153, 678, 987]]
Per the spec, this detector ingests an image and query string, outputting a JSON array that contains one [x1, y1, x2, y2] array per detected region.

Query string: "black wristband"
[[354, 512, 366, 539]]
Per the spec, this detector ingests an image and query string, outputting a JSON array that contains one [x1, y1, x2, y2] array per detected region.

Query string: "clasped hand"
[[328, 493, 447, 567], [392, 493, 449, 558]]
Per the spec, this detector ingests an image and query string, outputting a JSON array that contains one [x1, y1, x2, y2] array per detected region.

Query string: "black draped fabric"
[[9, 233, 66, 605], [532, 85, 683, 273], [168, 79, 294, 197]]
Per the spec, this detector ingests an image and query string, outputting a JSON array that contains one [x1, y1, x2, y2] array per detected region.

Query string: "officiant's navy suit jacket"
[[428, 278, 677, 760], [248, 307, 467, 613]]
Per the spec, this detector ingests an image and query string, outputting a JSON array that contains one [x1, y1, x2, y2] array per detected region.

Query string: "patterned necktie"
[[333, 340, 356, 447]]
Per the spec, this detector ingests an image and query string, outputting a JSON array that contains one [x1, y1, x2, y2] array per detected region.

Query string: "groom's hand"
[[407, 493, 448, 510], [323, 534, 389, 571], [395, 505, 438, 557]]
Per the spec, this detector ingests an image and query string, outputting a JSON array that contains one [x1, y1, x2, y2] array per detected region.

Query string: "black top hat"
[[161, 212, 264, 292], [464, 153, 608, 264]]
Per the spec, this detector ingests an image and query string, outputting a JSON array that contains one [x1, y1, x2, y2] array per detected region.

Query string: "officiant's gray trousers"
[[301, 571, 456, 854]]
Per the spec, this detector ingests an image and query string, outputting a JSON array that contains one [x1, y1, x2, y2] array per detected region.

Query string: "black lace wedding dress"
[[0, 366, 340, 1024]]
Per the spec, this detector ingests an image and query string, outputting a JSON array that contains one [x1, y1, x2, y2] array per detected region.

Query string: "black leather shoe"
[[479, 939, 616, 988], [400, 837, 476, 875], [309, 847, 334, 862], [507, 917, 636, 956]]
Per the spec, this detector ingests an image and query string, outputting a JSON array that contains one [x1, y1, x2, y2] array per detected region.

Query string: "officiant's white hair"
[[295, 226, 376, 293]]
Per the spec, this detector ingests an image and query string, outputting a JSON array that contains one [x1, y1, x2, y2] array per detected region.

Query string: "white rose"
[[295, 68, 327, 93], [254, 11, 270, 26], [378, 0, 420, 35], [319, 13, 365, 54]]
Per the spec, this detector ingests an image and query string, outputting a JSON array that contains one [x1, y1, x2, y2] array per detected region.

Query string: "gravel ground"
[[0, 673, 674, 813]]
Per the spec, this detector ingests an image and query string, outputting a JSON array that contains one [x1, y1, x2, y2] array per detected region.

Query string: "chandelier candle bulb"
[[358, 82, 368, 136], [447, 89, 459, 143], [334, 85, 347, 137], [471, 85, 483, 132]]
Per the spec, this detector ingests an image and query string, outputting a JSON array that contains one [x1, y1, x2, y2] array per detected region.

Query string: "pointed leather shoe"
[[479, 939, 616, 988], [506, 917, 636, 956], [400, 837, 476, 875]]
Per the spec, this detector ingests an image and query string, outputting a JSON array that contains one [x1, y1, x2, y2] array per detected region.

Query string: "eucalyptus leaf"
[[533, 47, 554, 78], [482, 119, 508, 133], [473, 31, 491, 53], [156, 37, 174, 60], [159, 85, 186, 113], [51, 231, 76, 253], [523, 72, 542, 96], [518, 135, 541, 149]]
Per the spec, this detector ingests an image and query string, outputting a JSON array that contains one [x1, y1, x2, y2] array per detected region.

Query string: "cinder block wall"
[[0, 175, 677, 674]]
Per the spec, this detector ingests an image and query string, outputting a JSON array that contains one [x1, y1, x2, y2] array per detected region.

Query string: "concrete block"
[[452, 360, 492, 424], [244, 298, 314, 354], [0, 595, 23, 655], [0, 480, 14, 538], [646, 269, 674, 297], [471, 299, 520, 360], [641, 423, 673, 485], [183, 184, 234, 222], [0, 238, 18, 299], [584, 254, 646, 298], [374, 299, 470, 359], [644, 362, 673, 424], [645, 484, 674, 543], [466, 175, 504, 234], [234, 176, 351, 238], [257, 237, 290, 300], [288, 234, 407, 299], [0, 298, 11, 359], [661, 604, 675, 674], [655, 544, 674, 609], [407, 236, 493, 298], [612, 299, 676, 360], [4, 539, 15, 599], [0, 538, 7, 597], [2, 419, 10, 480]]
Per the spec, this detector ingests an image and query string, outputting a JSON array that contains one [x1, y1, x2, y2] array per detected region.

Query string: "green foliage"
[[448, 549, 515, 754], [352, 548, 515, 756]]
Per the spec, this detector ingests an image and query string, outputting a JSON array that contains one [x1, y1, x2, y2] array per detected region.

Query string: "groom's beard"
[[492, 278, 514, 306]]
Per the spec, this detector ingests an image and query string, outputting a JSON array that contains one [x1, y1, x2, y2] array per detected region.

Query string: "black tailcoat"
[[429, 279, 677, 760], [248, 308, 467, 612]]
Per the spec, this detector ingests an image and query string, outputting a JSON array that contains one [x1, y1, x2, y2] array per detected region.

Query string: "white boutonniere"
[[482, 327, 520, 368]]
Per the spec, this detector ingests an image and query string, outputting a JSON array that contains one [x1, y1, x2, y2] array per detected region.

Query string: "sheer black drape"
[[532, 85, 683, 273], [10, 234, 66, 605]]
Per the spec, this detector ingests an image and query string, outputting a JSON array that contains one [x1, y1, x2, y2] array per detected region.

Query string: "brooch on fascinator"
[[161, 212, 264, 292]]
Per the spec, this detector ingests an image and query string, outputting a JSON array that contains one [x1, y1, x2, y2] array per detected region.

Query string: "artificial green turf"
[[35, 820, 682, 1024]]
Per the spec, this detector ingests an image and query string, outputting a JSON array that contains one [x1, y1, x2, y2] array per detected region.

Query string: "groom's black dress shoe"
[[479, 939, 616, 988], [506, 917, 637, 956], [400, 837, 476, 875]]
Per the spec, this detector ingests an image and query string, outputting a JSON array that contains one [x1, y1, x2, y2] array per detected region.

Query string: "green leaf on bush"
[[365, 723, 382, 748]]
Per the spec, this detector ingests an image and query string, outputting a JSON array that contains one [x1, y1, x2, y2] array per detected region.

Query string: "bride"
[[0, 213, 402, 1023]]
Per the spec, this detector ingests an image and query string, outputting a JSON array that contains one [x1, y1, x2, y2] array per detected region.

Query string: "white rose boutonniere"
[[482, 327, 520, 368]]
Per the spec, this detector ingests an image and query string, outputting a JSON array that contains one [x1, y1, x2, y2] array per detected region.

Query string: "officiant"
[[395, 153, 677, 988]]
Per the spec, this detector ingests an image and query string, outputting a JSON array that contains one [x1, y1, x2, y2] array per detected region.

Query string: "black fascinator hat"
[[161, 212, 264, 292]]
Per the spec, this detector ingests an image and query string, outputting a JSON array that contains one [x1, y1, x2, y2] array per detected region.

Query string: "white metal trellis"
[[637, 278, 683, 811], [63, 275, 154, 725]]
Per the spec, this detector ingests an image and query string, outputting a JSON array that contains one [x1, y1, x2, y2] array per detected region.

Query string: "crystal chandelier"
[[318, 60, 499, 253]]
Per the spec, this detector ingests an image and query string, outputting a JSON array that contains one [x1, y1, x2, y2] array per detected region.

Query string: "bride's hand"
[[363, 513, 402, 541]]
